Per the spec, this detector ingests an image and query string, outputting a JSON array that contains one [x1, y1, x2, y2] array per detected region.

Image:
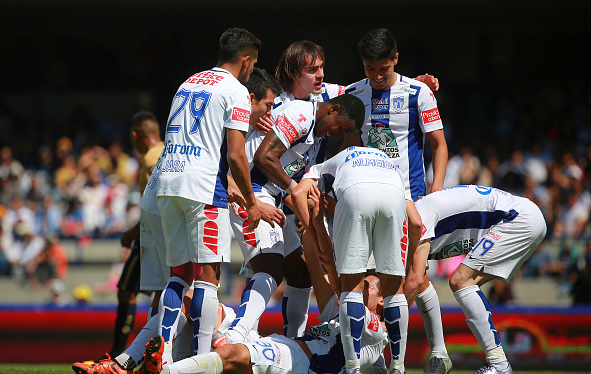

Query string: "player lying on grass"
[[403, 185, 547, 374], [138, 187, 389, 374]]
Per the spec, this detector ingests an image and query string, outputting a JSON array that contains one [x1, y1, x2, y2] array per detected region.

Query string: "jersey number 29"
[[166, 89, 212, 135]]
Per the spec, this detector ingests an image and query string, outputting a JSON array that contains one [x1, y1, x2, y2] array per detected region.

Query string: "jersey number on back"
[[166, 89, 212, 135]]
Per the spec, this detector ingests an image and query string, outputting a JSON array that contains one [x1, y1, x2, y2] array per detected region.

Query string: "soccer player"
[[223, 94, 366, 345], [291, 146, 423, 374], [138, 190, 389, 374], [257, 41, 438, 338], [406, 185, 547, 374], [343, 28, 450, 374], [154, 27, 261, 360]]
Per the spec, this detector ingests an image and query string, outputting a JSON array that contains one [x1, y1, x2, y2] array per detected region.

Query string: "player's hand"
[[227, 183, 247, 211], [308, 185, 324, 227], [415, 73, 439, 91], [258, 199, 285, 228], [244, 202, 261, 231], [120, 228, 135, 248], [252, 115, 274, 134]]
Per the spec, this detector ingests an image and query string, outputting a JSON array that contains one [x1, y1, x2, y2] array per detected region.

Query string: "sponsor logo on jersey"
[[161, 160, 186, 173], [276, 116, 299, 144], [284, 158, 307, 177], [184, 71, 224, 86], [232, 107, 250, 123], [369, 114, 390, 120], [429, 239, 475, 260], [368, 312, 381, 332], [352, 158, 398, 170], [392, 95, 404, 112], [344, 148, 388, 163], [162, 140, 202, 158], [399, 86, 417, 95], [367, 127, 399, 158], [487, 231, 501, 241], [372, 98, 389, 111], [309, 323, 332, 337], [421, 107, 441, 124]]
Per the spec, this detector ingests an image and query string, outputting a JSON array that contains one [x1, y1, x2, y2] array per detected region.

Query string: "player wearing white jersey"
[[154, 28, 262, 361], [342, 28, 451, 374], [138, 198, 388, 374], [292, 146, 422, 374], [223, 95, 366, 346], [405, 185, 546, 374]]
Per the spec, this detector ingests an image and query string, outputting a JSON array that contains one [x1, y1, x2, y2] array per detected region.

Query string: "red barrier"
[[1, 305, 590, 370]]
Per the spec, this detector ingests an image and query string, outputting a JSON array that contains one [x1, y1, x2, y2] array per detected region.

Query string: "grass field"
[[0, 365, 589, 374]]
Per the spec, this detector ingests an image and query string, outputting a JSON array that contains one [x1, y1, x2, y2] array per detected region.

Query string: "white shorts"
[[157, 196, 231, 267], [333, 183, 407, 276], [463, 199, 547, 282], [230, 191, 300, 267], [242, 334, 310, 374], [140, 209, 169, 291]]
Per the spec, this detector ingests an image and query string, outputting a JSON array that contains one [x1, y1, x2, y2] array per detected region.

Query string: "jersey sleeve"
[[417, 208, 438, 242], [225, 87, 251, 132], [303, 164, 323, 181], [417, 84, 443, 133], [271, 104, 312, 148]]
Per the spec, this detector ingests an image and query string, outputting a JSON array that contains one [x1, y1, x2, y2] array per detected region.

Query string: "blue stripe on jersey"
[[212, 133, 229, 208], [308, 333, 346, 374], [322, 173, 335, 198], [433, 210, 507, 240], [370, 88, 391, 128], [315, 138, 327, 165], [321, 91, 330, 102], [407, 84, 425, 201], [250, 165, 269, 193]]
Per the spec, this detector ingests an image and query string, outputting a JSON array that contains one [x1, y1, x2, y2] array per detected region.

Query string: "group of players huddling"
[[72, 28, 546, 374]]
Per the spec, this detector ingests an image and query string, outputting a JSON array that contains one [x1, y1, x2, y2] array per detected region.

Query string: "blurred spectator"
[[78, 165, 108, 236], [488, 279, 514, 305], [26, 237, 68, 288], [496, 150, 528, 195], [6, 221, 46, 283], [570, 241, 591, 304], [35, 195, 63, 239], [523, 244, 554, 278]]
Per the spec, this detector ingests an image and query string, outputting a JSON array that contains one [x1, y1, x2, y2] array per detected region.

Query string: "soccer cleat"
[[424, 356, 453, 374], [138, 335, 165, 374], [212, 335, 228, 349], [474, 362, 513, 374], [72, 353, 132, 374]]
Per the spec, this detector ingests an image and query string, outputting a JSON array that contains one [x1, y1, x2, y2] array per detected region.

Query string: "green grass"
[[0, 365, 588, 374]]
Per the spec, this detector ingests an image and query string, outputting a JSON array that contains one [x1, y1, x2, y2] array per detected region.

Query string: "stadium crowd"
[[2, 94, 591, 304]]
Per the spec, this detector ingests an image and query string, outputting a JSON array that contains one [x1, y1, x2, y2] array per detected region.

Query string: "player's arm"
[[120, 221, 140, 248], [227, 128, 260, 230], [426, 129, 448, 193], [227, 174, 285, 228], [404, 199, 423, 293], [403, 238, 431, 305], [291, 178, 317, 231], [253, 130, 294, 192]]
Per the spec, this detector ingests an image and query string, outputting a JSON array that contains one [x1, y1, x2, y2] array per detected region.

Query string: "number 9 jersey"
[[157, 67, 252, 208]]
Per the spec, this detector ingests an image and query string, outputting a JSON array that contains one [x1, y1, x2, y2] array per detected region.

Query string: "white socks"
[[383, 294, 408, 372], [415, 282, 448, 358], [172, 312, 193, 362], [164, 352, 223, 374], [282, 285, 313, 338], [191, 281, 220, 355], [226, 272, 277, 343], [159, 277, 190, 343], [340, 291, 365, 374], [454, 285, 506, 365]]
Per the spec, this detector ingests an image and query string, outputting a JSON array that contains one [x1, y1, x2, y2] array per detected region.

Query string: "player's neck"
[[216, 62, 241, 80], [289, 85, 312, 101]]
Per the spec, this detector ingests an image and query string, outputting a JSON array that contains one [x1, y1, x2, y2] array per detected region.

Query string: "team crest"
[[392, 95, 404, 113]]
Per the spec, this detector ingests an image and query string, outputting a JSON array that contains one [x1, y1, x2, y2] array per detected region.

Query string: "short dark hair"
[[358, 28, 397, 62], [131, 111, 158, 136], [275, 40, 325, 91], [245, 67, 283, 101], [218, 28, 261, 64], [327, 94, 366, 131]]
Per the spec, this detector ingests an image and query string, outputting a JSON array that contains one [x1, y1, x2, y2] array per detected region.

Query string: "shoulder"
[[345, 79, 370, 95]]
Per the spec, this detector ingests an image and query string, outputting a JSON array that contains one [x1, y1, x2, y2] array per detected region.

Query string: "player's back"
[[157, 68, 251, 207]]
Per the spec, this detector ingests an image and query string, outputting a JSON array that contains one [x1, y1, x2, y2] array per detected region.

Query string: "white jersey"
[[249, 101, 322, 197], [156, 68, 251, 208], [345, 74, 443, 201], [272, 82, 345, 111], [303, 146, 410, 201], [416, 185, 528, 259]]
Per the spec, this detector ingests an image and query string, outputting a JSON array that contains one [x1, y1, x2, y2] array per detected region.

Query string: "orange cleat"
[[138, 335, 165, 374], [72, 353, 132, 374]]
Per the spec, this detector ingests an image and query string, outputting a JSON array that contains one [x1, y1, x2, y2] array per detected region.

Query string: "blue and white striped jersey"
[[345, 74, 443, 201], [415, 185, 527, 259]]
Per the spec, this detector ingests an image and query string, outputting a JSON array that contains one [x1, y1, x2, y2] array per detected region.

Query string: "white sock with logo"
[[282, 285, 312, 338], [415, 282, 448, 358], [165, 352, 223, 374]]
